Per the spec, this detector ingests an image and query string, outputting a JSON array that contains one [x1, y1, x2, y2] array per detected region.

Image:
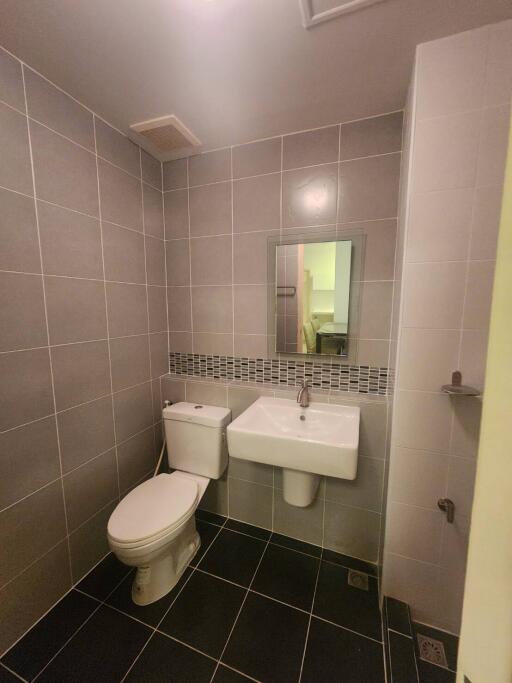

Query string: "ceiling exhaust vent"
[[130, 115, 201, 156]]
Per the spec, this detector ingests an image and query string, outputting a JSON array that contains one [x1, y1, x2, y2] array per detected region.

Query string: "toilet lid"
[[108, 474, 198, 545]]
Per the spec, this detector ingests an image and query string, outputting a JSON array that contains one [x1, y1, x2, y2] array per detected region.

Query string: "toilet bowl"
[[107, 402, 231, 605], [108, 471, 208, 605]]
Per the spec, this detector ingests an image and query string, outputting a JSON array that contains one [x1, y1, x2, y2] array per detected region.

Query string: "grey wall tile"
[[154, 422, 164, 457], [165, 239, 190, 286], [95, 118, 140, 177], [110, 334, 151, 392], [51, 340, 110, 411], [228, 478, 273, 529], [283, 125, 339, 170], [160, 376, 186, 403], [63, 449, 118, 532], [233, 173, 281, 233], [358, 281, 393, 340], [113, 381, 153, 443], [117, 427, 155, 493], [190, 235, 232, 285], [234, 285, 267, 335], [143, 183, 164, 238], [98, 159, 142, 231], [168, 286, 191, 331], [339, 219, 397, 282], [282, 164, 338, 228], [198, 476, 228, 515], [228, 457, 273, 486], [0, 541, 70, 654], [338, 153, 401, 222], [58, 396, 115, 473], [0, 481, 66, 586], [45, 276, 107, 345], [232, 137, 282, 178], [30, 120, 98, 216], [0, 272, 47, 351], [192, 286, 233, 333], [325, 457, 384, 512], [0, 187, 40, 273], [149, 332, 169, 379], [151, 379, 162, 424], [0, 416, 60, 509], [24, 68, 94, 150], [323, 502, 380, 561], [163, 158, 187, 191], [359, 402, 388, 460], [0, 47, 25, 112], [103, 222, 146, 284], [0, 348, 54, 431], [38, 201, 103, 279], [106, 282, 148, 337], [148, 285, 168, 333], [273, 494, 323, 546], [164, 189, 189, 239], [69, 502, 114, 583], [189, 149, 230, 185], [340, 112, 403, 160], [185, 380, 228, 407], [145, 236, 166, 285], [141, 150, 162, 190], [189, 182, 231, 236], [0, 101, 33, 194], [193, 333, 233, 356], [234, 334, 268, 358], [233, 230, 276, 284], [169, 331, 193, 353]]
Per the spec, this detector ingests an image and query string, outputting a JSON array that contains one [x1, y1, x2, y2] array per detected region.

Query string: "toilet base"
[[130, 518, 200, 606]]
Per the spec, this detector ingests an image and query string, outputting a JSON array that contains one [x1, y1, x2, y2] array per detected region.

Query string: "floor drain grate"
[[417, 634, 448, 667], [347, 570, 369, 591]]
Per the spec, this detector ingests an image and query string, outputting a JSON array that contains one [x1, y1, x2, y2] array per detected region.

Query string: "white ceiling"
[[0, 0, 510, 158]]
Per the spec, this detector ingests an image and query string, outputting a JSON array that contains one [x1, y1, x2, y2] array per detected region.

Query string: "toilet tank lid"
[[163, 401, 231, 428]]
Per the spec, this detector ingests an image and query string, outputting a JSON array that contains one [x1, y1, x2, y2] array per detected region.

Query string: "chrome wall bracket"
[[442, 370, 480, 396], [438, 498, 455, 523]]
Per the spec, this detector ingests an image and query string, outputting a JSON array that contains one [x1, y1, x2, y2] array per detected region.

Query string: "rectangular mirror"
[[275, 240, 352, 356]]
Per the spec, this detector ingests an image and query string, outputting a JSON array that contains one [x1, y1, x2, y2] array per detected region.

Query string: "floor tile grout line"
[[382, 594, 393, 683], [118, 518, 227, 683], [0, 661, 29, 682], [313, 614, 384, 645], [298, 555, 322, 682], [31, 563, 132, 682], [208, 537, 270, 682], [154, 631, 219, 663], [387, 626, 413, 639], [202, 517, 378, 575]]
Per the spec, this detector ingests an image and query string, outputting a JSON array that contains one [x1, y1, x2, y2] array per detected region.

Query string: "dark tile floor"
[[1, 514, 387, 682]]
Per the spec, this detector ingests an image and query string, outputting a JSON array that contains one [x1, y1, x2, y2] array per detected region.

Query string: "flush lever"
[[438, 498, 455, 523]]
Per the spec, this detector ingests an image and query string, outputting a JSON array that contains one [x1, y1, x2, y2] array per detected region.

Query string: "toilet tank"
[[162, 402, 231, 479]]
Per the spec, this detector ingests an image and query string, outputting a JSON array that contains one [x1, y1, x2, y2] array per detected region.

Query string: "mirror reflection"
[[276, 240, 352, 356]]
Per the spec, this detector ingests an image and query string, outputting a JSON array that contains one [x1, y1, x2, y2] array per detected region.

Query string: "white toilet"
[[107, 402, 231, 605]]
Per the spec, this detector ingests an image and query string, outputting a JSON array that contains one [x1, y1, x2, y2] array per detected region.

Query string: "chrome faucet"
[[297, 379, 310, 408]]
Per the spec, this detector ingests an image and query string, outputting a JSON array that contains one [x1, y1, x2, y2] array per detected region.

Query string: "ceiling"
[[0, 0, 510, 158]]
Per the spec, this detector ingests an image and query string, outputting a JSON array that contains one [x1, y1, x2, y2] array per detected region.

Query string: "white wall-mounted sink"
[[227, 397, 360, 507]]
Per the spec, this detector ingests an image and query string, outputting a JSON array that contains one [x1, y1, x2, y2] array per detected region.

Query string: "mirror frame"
[[266, 229, 366, 363]]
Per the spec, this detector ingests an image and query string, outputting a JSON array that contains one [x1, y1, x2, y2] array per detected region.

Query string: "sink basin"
[[227, 397, 360, 506]]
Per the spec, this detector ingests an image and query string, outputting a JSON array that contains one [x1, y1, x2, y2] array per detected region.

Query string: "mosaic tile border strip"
[[169, 353, 391, 395]]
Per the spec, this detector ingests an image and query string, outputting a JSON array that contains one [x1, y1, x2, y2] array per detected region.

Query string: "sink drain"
[[417, 634, 448, 667]]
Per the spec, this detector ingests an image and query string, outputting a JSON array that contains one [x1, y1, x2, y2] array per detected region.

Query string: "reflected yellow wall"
[[457, 114, 512, 682]]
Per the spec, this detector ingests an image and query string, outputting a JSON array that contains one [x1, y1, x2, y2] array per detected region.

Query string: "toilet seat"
[[108, 473, 199, 549]]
